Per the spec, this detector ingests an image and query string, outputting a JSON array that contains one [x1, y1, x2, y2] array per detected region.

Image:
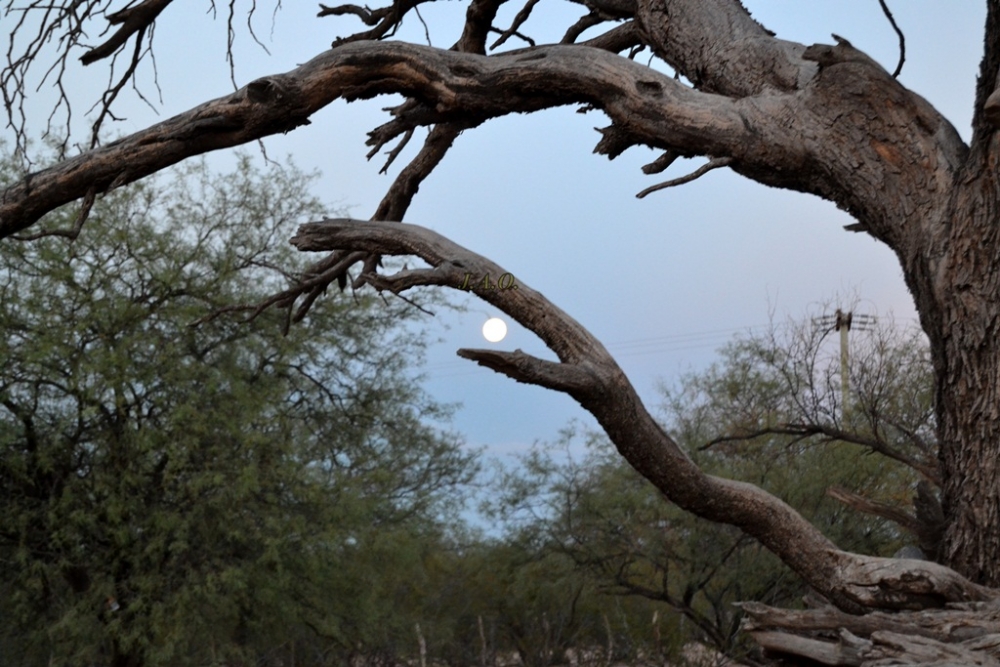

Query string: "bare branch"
[[87, 23, 149, 148], [491, 0, 541, 50], [636, 157, 732, 198], [1, 0, 177, 155], [374, 127, 415, 174], [876, 0, 905, 79], [742, 597, 1000, 664], [635, 0, 797, 97], [578, 20, 642, 54], [1, 40, 749, 239], [320, 0, 433, 47], [561, 13, 603, 45], [455, 349, 597, 393], [10, 185, 96, 242], [702, 422, 940, 484], [287, 217, 995, 613], [641, 149, 678, 174], [79, 0, 173, 65]]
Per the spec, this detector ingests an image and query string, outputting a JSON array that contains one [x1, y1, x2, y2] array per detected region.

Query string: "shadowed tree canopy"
[[5, 1, 1000, 664], [0, 152, 479, 667]]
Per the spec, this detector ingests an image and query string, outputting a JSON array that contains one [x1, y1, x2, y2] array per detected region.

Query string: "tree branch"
[[703, 422, 940, 484], [826, 486, 922, 536], [635, 156, 732, 198], [741, 598, 1000, 665], [288, 217, 997, 613], [0, 40, 748, 239], [876, 0, 905, 78], [455, 349, 597, 393], [79, 0, 174, 66], [634, 0, 799, 97]]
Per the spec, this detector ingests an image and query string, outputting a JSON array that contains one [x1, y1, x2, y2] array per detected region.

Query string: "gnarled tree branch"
[[0, 40, 750, 240], [289, 217, 998, 615]]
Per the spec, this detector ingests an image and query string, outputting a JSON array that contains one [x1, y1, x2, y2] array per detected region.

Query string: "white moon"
[[482, 317, 508, 342]]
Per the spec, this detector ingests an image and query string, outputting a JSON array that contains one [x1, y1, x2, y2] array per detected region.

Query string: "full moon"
[[482, 317, 508, 343]]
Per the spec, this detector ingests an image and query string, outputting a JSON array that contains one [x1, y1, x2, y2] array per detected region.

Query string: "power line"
[[421, 323, 772, 378]]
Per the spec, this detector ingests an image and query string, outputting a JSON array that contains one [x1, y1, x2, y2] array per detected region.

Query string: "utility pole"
[[813, 309, 876, 421]]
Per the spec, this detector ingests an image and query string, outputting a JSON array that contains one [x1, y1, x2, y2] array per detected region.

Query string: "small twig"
[[490, 0, 541, 49], [877, 0, 905, 78], [380, 128, 415, 174], [487, 27, 535, 48], [636, 157, 732, 198], [88, 24, 149, 148], [414, 5, 432, 46], [390, 291, 436, 316]]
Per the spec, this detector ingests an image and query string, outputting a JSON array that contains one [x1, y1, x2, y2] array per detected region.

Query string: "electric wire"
[[422, 324, 772, 379]]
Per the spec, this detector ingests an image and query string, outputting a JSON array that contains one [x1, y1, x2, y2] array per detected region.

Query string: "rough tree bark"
[[4, 0, 1000, 664]]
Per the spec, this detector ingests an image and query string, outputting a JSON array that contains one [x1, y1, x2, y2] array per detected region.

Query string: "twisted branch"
[[288, 217, 996, 614]]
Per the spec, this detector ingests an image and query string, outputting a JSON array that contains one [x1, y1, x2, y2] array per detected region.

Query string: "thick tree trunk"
[[935, 172, 1000, 585]]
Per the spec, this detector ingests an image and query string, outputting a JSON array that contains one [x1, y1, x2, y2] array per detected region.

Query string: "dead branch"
[[877, 0, 906, 78], [491, 0, 541, 49], [742, 599, 1000, 665], [1, 0, 177, 155], [288, 217, 996, 614], [11, 186, 95, 242], [636, 156, 733, 198], [79, 0, 173, 65], [641, 149, 679, 174], [320, 0, 433, 47], [0, 40, 750, 240]]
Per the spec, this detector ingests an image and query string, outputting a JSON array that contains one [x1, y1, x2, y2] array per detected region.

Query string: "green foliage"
[[0, 153, 477, 667]]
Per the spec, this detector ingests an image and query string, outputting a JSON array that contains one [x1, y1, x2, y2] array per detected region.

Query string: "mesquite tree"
[[4, 1, 1000, 664]]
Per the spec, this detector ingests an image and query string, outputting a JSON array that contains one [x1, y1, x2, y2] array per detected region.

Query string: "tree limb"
[[1, 40, 751, 239], [742, 599, 1000, 665], [289, 217, 997, 613]]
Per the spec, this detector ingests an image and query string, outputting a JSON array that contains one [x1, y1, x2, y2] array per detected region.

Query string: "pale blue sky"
[[7, 2, 987, 459]]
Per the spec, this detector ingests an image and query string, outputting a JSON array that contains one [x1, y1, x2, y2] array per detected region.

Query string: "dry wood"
[[291, 218, 999, 621], [6, 1, 1000, 663]]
